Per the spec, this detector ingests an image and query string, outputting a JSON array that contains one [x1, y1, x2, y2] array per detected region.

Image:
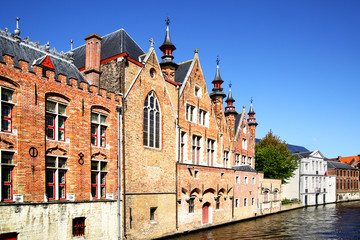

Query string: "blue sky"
[[1, 0, 360, 158]]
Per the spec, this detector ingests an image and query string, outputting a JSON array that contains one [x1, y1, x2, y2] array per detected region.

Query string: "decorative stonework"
[[91, 151, 107, 160], [0, 135, 15, 149], [46, 144, 67, 156]]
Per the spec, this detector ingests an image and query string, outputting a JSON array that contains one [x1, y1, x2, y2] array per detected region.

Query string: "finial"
[[69, 40, 74, 63], [14, 17, 20, 39], [243, 105, 246, 110], [194, 48, 198, 54], [165, 16, 170, 25], [216, 55, 220, 65], [45, 42, 50, 52], [149, 38, 154, 47], [70, 40, 73, 51], [250, 97, 253, 104], [229, 81, 232, 89]]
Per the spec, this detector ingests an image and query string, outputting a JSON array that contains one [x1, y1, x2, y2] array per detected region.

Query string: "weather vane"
[[216, 55, 220, 65], [250, 97, 253, 104], [165, 16, 170, 25]]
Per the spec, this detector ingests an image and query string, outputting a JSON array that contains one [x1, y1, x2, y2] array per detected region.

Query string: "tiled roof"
[[72, 29, 145, 69], [327, 160, 356, 170], [339, 156, 359, 165], [0, 33, 87, 84], [174, 60, 192, 84], [232, 165, 257, 172]]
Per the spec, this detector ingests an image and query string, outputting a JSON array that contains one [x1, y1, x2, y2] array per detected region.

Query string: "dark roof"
[[255, 138, 310, 153], [232, 165, 257, 172], [175, 60, 192, 84], [212, 61, 223, 83], [248, 103, 255, 114], [159, 23, 175, 50], [327, 160, 356, 170], [234, 114, 242, 133], [225, 86, 234, 103], [295, 152, 312, 158], [0, 33, 87, 84], [72, 29, 145, 69]]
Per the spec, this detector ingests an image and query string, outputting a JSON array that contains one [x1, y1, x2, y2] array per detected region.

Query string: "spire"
[[225, 82, 237, 116], [159, 16, 178, 70], [210, 56, 226, 100], [248, 97, 258, 126]]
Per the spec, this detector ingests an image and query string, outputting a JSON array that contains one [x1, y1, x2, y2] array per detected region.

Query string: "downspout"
[[116, 105, 122, 240], [176, 84, 180, 230]]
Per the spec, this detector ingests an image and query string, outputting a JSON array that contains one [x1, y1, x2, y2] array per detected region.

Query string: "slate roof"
[[175, 60, 192, 84], [232, 165, 257, 172], [255, 138, 310, 153], [0, 33, 87, 84], [234, 114, 243, 133], [72, 29, 145, 69], [295, 152, 312, 158], [327, 160, 356, 170]]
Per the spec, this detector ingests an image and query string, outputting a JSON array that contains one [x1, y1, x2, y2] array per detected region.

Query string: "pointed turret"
[[225, 83, 237, 116], [210, 57, 226, 100], [159, 17, 178, 80], [248, 98, 258, 126]]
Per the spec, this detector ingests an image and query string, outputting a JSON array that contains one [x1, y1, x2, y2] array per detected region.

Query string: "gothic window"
[[143, 91, 161, 148], [264, 190, 270, 202]]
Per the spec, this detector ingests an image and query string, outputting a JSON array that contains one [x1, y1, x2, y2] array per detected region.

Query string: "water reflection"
[[169, 201, 360, 240]]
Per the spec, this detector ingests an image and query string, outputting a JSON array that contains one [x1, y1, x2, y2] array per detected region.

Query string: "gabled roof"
[[232, 165, 257, 172], [72, 29, 145, 69], [255, 138, 310, 153], [327, 160, 357, 170], [339, 156, 359, 165], [175, 60, 192, 84], [0, 33, 87, 84]]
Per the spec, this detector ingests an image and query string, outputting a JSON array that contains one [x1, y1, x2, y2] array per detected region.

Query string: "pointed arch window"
[[143, 91, 161, 148]]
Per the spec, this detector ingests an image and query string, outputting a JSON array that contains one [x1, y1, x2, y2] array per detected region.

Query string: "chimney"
[[84, 33, 102, 87]]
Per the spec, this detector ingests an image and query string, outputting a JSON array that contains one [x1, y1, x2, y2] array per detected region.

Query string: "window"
[[73, 217, 85, 236], [192, 135, 201, 164], [251, 197, 255, 206], [180, 132, 186, 162], [91, 112, 107, 147], [46, 156, 67, 200], [215, 197, 220, 209], [264, 190, 270, 202], [207, 139, 215, 166], [242, 138, 247, 150], [223, 151, 229, 168], [46, 100, 67, 141], [274, 190, 279, 201], [150, 207, 157, 220], [235, 176, 240, 184], [235, 154, 240, 166], [252, 177, 256, 185], [248, 157, 252, 167], [244, 198, 248, 207], [150, 68, 156, 79], [244, 176, 248, 184], [91, 160, 107, 199], [243, 125, 246, 134], [186, 104, 195, 122], [195, 85, 201, 98], [189, 198, 195, 213], [0, 151, 14, 201], [241, 155, 246, 165], [199, 109, 207, 126], [235, 198, 239, 208], [143, 91, 161, 148], [0, 88, 14, 133]]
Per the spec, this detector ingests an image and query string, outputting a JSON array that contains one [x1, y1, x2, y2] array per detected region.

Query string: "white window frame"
[[143, 91, 161, 149], [46, 100, 68, 141], [198, 109, 207, 126], [0, 150, 15, 202], [91, 160, 108, 199], [0, 87, 14, 133], [244, 197, 248, 207], [45, 155, 68, 201], [186, 104, 196, 123], [245, 176, 248, 184], [223, 151, 229, 168], [91, 112, 108, 148]]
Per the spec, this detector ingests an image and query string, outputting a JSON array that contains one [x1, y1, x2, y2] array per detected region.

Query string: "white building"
[[282, 150, 330, 205]]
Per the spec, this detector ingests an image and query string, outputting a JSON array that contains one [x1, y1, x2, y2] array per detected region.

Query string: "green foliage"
[[255, 130, 299, 183], [281, 198, 292, 205]]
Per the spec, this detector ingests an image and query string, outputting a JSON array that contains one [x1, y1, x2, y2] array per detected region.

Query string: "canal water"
[[169, 201, 360, 239]]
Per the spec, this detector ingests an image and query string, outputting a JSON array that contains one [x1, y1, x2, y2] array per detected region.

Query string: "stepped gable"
[[174, 60, 192, 84], [0, 32, 87, 84], [72, 29, 145, 69]]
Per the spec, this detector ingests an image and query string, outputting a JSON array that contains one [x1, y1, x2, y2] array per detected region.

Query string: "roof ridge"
[[178, 59, 192, 65]]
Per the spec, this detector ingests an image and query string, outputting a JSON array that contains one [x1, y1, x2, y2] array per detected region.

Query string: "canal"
[[169, 201, 360, 239]]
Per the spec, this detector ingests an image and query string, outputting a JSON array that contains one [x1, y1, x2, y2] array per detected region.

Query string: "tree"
[[255, 130, 299, 183]]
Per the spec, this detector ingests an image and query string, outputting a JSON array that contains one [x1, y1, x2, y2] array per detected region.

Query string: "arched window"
[[264, 190, 270, 202], [143, 91, 160, 148]]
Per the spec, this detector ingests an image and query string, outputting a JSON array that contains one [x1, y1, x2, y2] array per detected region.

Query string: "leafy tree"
[[255, 130, 299, 183]]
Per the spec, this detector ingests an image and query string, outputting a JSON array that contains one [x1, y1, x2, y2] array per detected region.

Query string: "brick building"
[[0, 20, 121, 239], [0, 18, 278, 240], [327, 160, 360, 201]]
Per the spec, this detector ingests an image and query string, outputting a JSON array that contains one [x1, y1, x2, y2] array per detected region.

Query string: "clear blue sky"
[[2, 0, 359, 158]]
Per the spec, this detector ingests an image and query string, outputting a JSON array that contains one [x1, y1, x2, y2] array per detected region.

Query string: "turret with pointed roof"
[[159, 17, 178, 81], [210, 57, 226, 100], [224, 83, 237, 116], [248, 98, 258, 127]]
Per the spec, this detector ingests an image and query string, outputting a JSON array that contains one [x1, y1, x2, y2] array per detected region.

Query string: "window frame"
[[46, 100, 68, 141], [143, 91, 161, 149], [207, 139, 215, 166], [91, 160, 108, 200], [73, 217, 86, 237], [223, 151, 229, 168], [0, 151, 15, 202], [45, 155, 68, 201], [186, 104, 196, 123], [91, 112, 108, 148], [0, 87, 15, 133], [192, 135, 201, 165], [198, 109, 207, 126], [188, 198, 195, 213]]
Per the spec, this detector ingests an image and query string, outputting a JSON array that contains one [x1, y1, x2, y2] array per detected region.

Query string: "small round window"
[[150, 68, 156, 79]]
